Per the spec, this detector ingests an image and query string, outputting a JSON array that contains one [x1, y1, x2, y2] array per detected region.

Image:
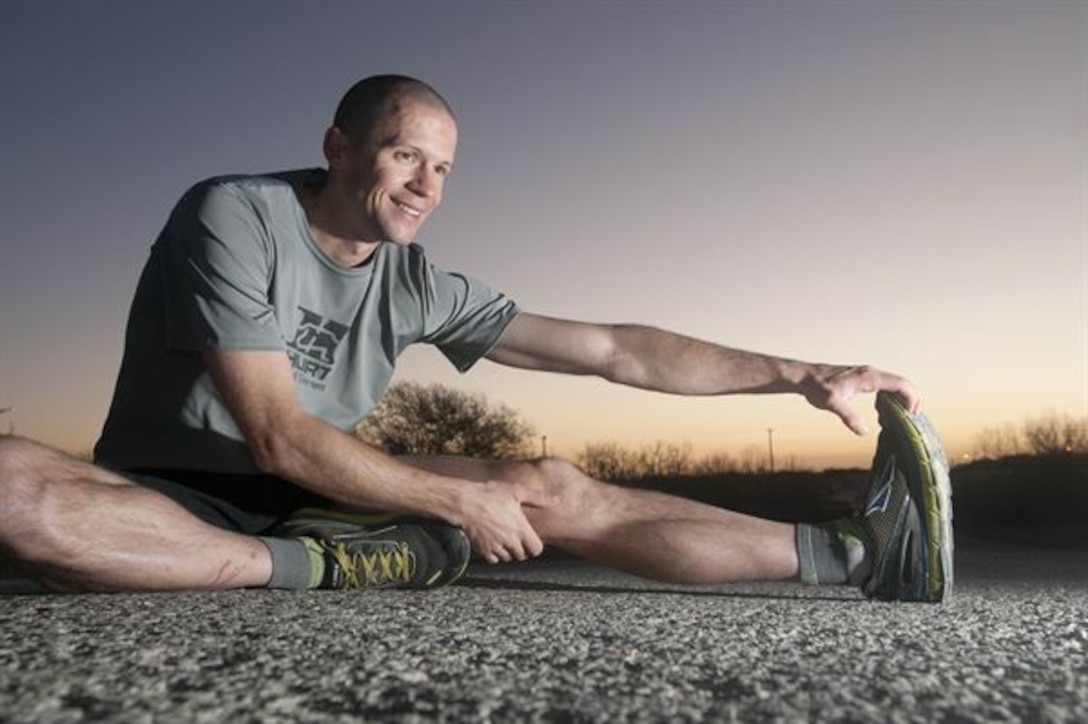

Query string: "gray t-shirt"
[[94, 170, 519, 473]]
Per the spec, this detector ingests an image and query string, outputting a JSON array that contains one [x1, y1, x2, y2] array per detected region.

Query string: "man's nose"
[[408, 167, 440, 198]]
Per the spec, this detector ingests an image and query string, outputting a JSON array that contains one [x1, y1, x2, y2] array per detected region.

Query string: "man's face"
[[329, 100, 458, 245]]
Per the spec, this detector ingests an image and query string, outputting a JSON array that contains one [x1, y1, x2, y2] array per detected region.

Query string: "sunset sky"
[[2, 1, 1085, 470]]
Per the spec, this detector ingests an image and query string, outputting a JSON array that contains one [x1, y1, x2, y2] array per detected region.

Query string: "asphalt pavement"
[[1, 536, 1086, 722]]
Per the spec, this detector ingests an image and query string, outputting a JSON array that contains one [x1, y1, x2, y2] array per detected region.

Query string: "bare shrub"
[[776, 454, 804, 473], [736, 445, 771, 474], [636, 440, 694, 477], [356, 381, 535, 459], [973, 423, 1025, 460], [576, 442, 643, 481], [579, 442, 750, 480], [1023, 413, 1088, 455], [691, 451, 737, 476], [973, 414, 1088, 459]]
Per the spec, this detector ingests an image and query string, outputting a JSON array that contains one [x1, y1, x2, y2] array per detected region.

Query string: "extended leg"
[[400, 455, 799, 584], [0, 436, 271, 592]]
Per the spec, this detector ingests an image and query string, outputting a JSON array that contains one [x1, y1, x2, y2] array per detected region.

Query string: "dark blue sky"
[[2, 1, 1085, 467]]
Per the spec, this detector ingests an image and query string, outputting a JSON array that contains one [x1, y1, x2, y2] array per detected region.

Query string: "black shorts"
[[124, 468, 330, 535]]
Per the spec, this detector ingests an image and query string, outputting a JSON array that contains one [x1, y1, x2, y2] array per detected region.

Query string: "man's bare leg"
[[400, 455, 799, 583], [0, 436, 272, 592]]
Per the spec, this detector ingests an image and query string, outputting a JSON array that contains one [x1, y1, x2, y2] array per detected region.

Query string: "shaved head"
[[333, 75, 455, 144]]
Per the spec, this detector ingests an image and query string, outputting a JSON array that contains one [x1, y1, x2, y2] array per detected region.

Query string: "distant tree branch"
[[972, 412, 1088, 460], [356, 381, 535, 459]]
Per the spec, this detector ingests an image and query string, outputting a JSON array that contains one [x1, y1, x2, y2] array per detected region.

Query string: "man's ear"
[[323, 126, 347, 169]]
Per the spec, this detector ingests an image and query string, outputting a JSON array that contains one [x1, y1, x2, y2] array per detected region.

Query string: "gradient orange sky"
[[2, 1, 1085, 470]]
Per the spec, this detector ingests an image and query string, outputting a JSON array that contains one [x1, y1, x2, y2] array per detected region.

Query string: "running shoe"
[[276, 509, 471, 590], [858, 392, 954, 602]]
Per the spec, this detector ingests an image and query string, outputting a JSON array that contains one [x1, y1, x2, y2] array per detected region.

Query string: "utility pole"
[[767, 428, 775, 474], [541, 435, 548, 457]]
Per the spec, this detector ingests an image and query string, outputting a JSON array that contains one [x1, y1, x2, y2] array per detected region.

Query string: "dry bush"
[[972, 423, 1025, 460], [636, 441, 694, 478], [691, 451, 737, 476], [973, 413, 1088, 460], [357, 381, 535, 459], [735, 445, 772, 474], [575, 442, 643, 481], [1023, 413, 1088, 455], [577, 441, 758, 481]]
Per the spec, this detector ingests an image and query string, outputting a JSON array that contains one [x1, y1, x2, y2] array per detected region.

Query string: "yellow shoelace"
[[327, 541, 415, 588]]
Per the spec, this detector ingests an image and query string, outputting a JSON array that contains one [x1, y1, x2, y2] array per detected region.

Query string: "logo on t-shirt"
[[286, 307, 349, 389]]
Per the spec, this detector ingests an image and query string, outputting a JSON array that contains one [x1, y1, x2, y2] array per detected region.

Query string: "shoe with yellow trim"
[[859, 392, 954, 602], [276, 509, 471, 590]]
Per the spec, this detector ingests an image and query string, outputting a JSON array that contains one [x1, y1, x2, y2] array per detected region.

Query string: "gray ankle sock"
[[259, 537, 321, 589], [796, 522, 869, 586]]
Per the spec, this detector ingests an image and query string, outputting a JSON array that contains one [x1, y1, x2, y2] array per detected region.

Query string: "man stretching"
[[0, 76, 952, 601]]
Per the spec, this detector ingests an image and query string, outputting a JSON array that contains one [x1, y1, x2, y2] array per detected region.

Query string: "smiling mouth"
[[393, 200, 423, 218]]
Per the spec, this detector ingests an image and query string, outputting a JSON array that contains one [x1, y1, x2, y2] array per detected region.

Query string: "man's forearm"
[[249, 410, 550, 562], [252, 413, 468, 523], [606, 324, 830, 396], [602, 324, 919, 436]]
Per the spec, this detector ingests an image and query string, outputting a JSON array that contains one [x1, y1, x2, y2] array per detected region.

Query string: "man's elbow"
[[603, 324, 655, 387], [246, 424, 304, 478]]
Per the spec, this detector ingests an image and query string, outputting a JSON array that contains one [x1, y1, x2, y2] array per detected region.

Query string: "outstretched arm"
[[486, 313, 920, 435]]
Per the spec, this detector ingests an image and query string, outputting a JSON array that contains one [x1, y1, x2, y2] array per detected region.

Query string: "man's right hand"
[[456, 481, 552, 564]]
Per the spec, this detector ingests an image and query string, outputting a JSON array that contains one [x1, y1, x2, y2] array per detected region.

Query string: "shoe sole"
[[876, 392, 955, 602]]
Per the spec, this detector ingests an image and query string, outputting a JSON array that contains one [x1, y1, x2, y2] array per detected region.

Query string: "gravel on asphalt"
[[1, 536, 1085, 722]]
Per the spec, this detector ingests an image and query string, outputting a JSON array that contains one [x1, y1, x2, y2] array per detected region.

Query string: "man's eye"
[[394, 150, 418, 163]]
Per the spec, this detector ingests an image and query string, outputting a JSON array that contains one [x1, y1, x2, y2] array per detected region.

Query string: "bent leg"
[[400, 455, 798, 584], [0, 436, 271, 592]]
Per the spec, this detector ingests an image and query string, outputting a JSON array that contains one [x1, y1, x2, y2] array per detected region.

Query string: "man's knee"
[[517, 456, 607, 523], [530, 456, 589, 491], [0, 457, 46, 561], [0, 437, 91, 555], [401, 452, 606, 519], [0, 437, 49, 512], [0, 435, 41, 479]]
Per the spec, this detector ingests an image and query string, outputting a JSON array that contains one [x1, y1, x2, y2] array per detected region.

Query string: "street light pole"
[[767, 428, 775, 474]]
